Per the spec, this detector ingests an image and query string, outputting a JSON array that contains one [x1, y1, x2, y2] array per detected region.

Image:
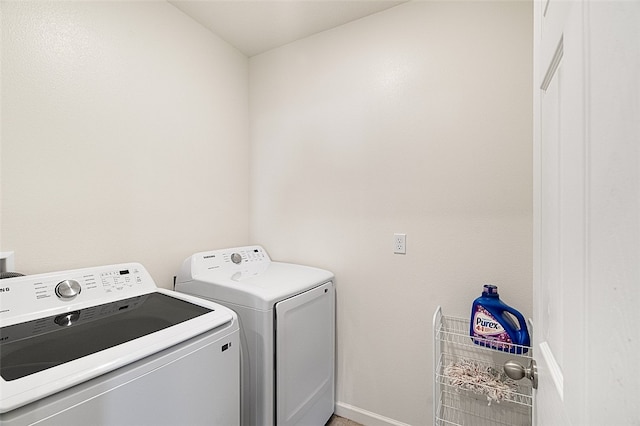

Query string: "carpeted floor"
[[325, 414, 363, 426]]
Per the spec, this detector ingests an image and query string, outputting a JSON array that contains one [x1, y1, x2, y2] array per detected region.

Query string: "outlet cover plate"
[[394, 233, 406, 254]]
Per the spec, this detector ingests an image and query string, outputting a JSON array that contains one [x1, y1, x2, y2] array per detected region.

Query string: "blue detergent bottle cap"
[[482, 284, 499, 297]]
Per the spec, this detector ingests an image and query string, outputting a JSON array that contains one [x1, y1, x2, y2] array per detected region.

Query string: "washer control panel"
[[0, 263, 155, 322]]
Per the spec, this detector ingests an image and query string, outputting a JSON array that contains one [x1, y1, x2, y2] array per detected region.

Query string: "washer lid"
[[0, 265, 235, 414], [177, 262, 334, 311]]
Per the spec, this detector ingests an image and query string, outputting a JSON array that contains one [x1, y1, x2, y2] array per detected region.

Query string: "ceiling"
[[168, 1, 407, 57]]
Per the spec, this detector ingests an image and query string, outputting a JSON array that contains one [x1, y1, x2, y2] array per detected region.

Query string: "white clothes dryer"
[[0, 263, 240, 426], [175, 246, 335, 426]]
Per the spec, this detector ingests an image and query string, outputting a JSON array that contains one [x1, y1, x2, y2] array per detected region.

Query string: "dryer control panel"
[[189, 246, 271, 280]]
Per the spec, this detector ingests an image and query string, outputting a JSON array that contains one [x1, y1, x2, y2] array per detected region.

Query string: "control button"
[[231, 253, 242, 264], [55, 279, 81, 299], [54, 310, 80, 326]]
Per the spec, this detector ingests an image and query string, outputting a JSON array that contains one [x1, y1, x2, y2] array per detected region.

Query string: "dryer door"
[[275, 281, 334, 426]]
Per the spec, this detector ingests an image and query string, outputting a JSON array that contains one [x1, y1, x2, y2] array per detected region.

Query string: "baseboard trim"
[[334, 402, 411, 426]]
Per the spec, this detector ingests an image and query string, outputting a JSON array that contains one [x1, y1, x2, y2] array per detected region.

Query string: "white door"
[[533, 0, 640, 424], [275, 282, 335, 426]]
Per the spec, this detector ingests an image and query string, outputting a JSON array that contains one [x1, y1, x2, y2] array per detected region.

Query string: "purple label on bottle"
[[472, 306, 513, 350]]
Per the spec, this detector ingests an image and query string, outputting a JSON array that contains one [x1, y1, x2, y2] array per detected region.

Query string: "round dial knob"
[[230, 253, 242, 264], [55, 279, 81, 299]]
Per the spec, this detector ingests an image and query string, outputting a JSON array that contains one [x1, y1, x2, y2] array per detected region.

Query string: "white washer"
[[175, 246, 335, 426], [0, 263, 240, 426]]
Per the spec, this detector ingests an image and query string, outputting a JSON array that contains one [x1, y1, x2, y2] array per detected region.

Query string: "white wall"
[[249, 2, 532, 425], [0, 1, 249, 286]]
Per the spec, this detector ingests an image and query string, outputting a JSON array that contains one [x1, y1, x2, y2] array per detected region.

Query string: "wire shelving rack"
[[433, 306, 533, 426]]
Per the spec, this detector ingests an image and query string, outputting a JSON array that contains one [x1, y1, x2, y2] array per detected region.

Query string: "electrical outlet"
[[394, 233, 406, 254]]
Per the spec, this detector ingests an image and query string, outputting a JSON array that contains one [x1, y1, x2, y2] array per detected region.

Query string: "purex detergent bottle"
[[470, 284, 530, 354]]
